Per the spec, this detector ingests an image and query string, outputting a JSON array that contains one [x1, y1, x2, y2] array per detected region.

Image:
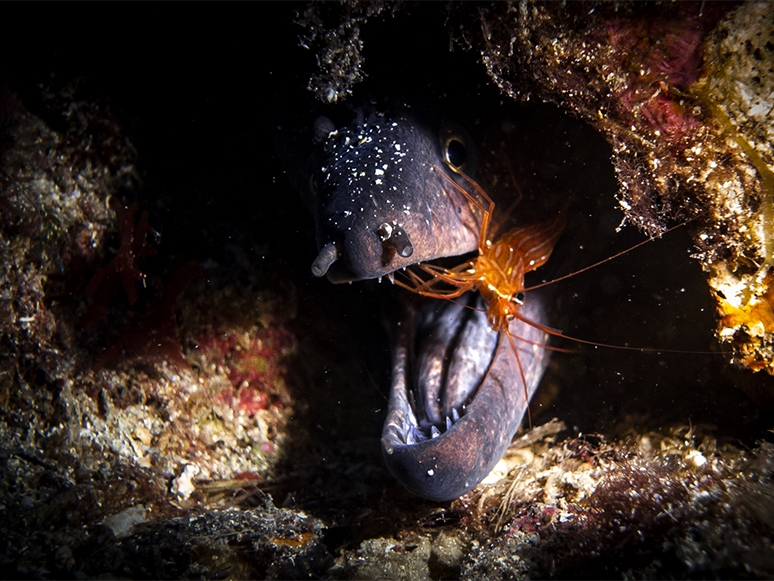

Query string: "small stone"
[[133, 425, 153, 446], [102, 505, 147, 538], [172, 464, 200, 500]]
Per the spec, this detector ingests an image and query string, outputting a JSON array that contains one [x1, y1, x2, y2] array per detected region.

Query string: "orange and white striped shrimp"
[[394, 164, 567, 421]]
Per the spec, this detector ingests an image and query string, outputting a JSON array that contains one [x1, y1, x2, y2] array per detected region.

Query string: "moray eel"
[[382, 293, 549, 501], [309, 108, 554, 500]]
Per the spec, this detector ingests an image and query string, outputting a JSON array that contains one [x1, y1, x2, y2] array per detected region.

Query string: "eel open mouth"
[[381, 291, 551, 501]]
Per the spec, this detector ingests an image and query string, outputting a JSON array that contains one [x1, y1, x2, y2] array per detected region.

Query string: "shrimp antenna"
[[510, 309, 719, 355], [525, 221, 688, 291]]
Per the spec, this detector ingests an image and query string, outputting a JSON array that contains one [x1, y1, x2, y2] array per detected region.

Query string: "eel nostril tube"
[[377, 222, 414, 258], [311, 241, 340, 277]]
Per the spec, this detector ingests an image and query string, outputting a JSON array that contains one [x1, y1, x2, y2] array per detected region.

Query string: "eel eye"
[[439, 121, 475, 176], [512, 292, 525, 305], [444, 137, 467, 171]]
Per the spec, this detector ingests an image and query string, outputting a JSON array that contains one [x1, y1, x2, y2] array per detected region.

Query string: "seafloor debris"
[[453, 420, 774, 579]]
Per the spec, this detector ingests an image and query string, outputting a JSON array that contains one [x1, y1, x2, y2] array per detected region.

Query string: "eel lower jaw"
[[381, 292, 550, 502]]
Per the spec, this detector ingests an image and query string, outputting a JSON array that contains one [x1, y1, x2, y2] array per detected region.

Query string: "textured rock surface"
[[472, 2, 774, 375]]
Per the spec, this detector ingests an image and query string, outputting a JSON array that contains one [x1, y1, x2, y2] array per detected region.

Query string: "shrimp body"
[[474, 219, 565, 330], [398, 165, 565, 337]]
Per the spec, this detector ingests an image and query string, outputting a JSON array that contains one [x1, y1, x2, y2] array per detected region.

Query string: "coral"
[[195, 323, 295, 417], [697, 3, 774, 373], [473, 2, 731, 234], [0, 72, 303, 577], [296, 1, 399, 103], [464, 2, 774, 375], [0, 82, 120, 393]]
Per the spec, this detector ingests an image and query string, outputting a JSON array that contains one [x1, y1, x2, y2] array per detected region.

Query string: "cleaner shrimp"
[[382, 165, 715, 501], [393, 164, 699, 425], [393, 164, 569, 424]]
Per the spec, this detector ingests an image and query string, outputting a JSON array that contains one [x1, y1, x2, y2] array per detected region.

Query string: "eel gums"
[[382, 293, 550, 501]]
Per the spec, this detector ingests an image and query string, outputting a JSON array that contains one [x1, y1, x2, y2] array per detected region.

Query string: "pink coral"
[[199, 326, 293, 416]]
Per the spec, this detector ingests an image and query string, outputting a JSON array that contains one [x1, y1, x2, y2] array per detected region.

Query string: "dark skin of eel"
[[309, 108, 554, 501]]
